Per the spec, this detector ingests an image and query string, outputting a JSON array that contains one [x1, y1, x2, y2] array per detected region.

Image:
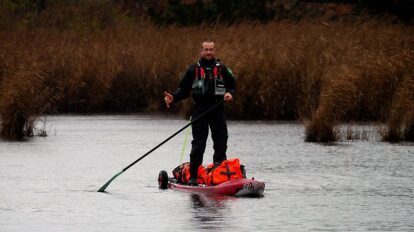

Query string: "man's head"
[[200, 41, 215, 60]]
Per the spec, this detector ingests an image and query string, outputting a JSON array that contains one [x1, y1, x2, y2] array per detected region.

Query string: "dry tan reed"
[[382, 76, 414, 142], [305, 65, 359, 142], [0, 19, 413, 141]]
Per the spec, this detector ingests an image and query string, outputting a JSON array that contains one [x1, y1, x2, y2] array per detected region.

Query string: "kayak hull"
[[168, 178, 265, 197]]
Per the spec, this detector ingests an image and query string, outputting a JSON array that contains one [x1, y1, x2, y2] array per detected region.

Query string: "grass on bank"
[[0, 19, 413, 141]]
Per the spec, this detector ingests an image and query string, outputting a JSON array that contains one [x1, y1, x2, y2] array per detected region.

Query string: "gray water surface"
[[1, 115, 413, 231]]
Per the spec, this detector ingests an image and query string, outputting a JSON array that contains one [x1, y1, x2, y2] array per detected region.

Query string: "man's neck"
[[199, 58, 216, 66]]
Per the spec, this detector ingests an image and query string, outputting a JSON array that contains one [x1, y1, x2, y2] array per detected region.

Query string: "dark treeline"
[[144, 0, 414, 25], [0, 0, 413, 142], [1, 0, 413, 29]]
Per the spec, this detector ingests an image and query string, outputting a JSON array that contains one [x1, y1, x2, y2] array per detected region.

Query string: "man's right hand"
[[164, 91, 173, 108]]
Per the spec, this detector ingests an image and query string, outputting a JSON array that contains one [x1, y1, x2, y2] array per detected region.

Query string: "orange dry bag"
[[206, 158, 245, 186], [172, 162, 207, 185]]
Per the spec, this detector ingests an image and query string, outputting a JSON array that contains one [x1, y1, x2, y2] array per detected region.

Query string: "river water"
[[0, 115, 413, 231]]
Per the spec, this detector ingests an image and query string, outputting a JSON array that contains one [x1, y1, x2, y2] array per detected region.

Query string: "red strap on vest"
[[200, 67, 205, 79], [213, 66, 218, 79], [195, 66, 220, 80]]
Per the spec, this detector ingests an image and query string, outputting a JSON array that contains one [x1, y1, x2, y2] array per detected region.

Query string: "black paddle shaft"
[[122, 99, 224, 172], [98, 99, 224, 192]]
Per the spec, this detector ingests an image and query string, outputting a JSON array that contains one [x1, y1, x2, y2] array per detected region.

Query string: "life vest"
[[172, 162, 207, 185], [194, 62, 222, 80], [192, 61, 226, 96], [205, 158, 244, 186]]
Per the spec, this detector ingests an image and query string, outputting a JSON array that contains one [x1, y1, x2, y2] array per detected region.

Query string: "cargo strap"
[[220, 164, 236, 180], [209, 162, 236, 184]]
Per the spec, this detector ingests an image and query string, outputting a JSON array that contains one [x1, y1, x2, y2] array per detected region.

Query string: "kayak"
[[158, 170, 265, 197], [170, 178, 265, 197]]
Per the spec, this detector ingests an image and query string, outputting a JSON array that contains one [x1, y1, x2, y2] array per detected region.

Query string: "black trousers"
[[189, 103, 228, 178]]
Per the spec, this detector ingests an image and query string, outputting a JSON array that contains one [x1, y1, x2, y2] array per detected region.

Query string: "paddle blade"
[[97, 170, 124, 192]]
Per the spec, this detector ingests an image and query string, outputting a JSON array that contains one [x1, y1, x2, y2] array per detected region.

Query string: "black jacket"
[[172, 58, 236, 104]]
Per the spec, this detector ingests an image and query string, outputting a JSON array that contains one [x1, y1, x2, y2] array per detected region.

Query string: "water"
[[1, 115, 413, 231]]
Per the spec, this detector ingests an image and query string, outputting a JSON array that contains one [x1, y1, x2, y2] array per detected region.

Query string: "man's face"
[[201, 42, 215, 60]]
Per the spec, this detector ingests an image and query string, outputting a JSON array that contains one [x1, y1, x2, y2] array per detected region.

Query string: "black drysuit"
[[172, 58, 236, 179]]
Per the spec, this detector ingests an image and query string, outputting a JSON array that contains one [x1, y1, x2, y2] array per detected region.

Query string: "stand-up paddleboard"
[[158, 170, 265, 197]]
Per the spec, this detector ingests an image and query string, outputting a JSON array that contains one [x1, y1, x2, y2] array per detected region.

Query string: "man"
[[164, 41, 236, 186]]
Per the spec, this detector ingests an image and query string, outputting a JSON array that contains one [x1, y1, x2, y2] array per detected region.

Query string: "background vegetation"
[[0, 0, 413, 142]]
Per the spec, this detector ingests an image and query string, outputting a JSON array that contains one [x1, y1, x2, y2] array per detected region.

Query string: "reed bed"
[[0, 19, 413, 141], [334, 123, 382, 142], [382, 76, 414, 142]]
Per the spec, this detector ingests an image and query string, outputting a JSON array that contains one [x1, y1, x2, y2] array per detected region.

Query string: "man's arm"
[[172, 65, 194, 103], [222, 65, 236, 96], [164, 65, 195, 108]]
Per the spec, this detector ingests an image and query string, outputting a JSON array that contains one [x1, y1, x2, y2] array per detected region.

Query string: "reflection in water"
[[189, 194, 233, 230], [190, 194, 229, 208]]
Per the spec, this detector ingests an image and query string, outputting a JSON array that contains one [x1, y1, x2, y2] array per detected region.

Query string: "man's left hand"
[[224, 92, 233, 102]]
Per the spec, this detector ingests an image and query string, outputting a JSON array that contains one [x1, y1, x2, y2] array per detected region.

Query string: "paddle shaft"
[[98, 99, 224, 192]]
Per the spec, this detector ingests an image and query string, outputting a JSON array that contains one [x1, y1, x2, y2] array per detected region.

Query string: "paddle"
[[97, 99, 224, 192]]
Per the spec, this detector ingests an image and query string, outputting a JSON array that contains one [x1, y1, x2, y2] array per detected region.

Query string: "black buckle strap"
[[220, 163, 236, 181]]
